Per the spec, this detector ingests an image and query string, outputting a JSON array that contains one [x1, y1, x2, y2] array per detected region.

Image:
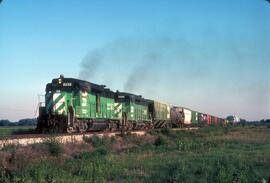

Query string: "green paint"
[[191, 111, 198, 124]]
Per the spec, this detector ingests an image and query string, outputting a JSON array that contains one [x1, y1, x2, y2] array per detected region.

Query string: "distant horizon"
[[1, 0, 269, 121], [0, 118, 36, 122]]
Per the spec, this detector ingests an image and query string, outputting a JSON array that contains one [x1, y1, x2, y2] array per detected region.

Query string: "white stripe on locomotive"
[[114, 103, 122, 118], [81, 91, 88, 107], [53, 93, 66, 114]]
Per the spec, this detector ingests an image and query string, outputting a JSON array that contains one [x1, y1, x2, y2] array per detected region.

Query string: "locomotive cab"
[[37, 75, 78, 132]]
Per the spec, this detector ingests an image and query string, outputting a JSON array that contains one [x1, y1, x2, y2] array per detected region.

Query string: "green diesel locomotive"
[[37, 75, 170, 133]]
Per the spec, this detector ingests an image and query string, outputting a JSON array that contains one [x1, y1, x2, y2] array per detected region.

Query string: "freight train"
[[37, 75, 225, 133]]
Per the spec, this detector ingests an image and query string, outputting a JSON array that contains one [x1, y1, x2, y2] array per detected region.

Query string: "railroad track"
[[0, 127, 199, 148]]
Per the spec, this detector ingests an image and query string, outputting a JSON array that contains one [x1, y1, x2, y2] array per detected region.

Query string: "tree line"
[[0, 118, 37, 126]]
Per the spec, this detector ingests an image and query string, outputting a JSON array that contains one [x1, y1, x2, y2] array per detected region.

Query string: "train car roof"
[[115, 91, 149, 103], [49, 76, 114, 97]]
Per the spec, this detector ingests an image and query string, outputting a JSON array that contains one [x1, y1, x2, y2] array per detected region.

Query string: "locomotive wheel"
[[107, 121, 117, 132], [113, 122, 118, 131], [121, 113, 128, 134], [116, 121, 120, 131], [106, 121, 112, 132], [165, 123, 172, 128], [126, 121, 133, 131], [87, 120, 93, 130], [132, 123, 137, 130], [108, 122, 112, 131], [67, 127, 74, 133], [78, 122, 88, 133], [148, 122, 154, 129]]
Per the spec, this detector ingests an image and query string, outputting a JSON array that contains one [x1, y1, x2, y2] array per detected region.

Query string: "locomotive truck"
[[37, 75, 225, 133]]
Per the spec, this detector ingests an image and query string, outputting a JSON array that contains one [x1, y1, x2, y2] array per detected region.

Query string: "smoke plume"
[[78, 49, 104, 80], [78, 37, 208, 94], [77, 36, 269, 120], [124, 52, 160, 92]]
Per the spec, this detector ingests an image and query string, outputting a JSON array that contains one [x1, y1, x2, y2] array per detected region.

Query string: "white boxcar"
[[183, 108, 192, 124]]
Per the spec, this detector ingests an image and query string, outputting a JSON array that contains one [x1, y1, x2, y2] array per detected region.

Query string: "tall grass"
[[0, 125, 269, 182]]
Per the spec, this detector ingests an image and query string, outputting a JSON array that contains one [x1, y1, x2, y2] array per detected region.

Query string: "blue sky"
[[0, 0, 269, 121]]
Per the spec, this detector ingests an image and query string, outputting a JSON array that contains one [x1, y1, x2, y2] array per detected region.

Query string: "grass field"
[[0, 125, 269, 182], [0, 126, 36, 136]]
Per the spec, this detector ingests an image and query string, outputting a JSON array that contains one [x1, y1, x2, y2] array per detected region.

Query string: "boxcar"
[[198, 113, 208, 126], [148, 100, 170, 128], [183, 108, 192, 125], [170, 106, 184, 127], [191, 111, 198, 125]]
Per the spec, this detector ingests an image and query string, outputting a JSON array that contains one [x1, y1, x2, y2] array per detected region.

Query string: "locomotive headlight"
[[58, 78, 62, 84]]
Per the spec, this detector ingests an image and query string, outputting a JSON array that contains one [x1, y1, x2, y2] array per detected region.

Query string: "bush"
[[2, 144, 16, 152], [147, 130, 158, 136], [154, 135, 168, 146], [224, 125, 231, 135], [75, 146, 109, 160], [123, 134, 142, 145], [75, 151, 92, 159], [160, 128, 172, 135], [92, 146, 109, 156], [43, 140, 63, 157], [83, 135, 110, 148], [12, 128, 36, 135], [176, 138, 217, 152]]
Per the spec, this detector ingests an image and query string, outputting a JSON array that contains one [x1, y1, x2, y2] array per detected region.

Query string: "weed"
[[43, 139, 63, 157], [126, 131, 132, 136], [74, 147, 109, 160], [160, 128, 172, 135], [123, 134, 142, 145], [148, 129, 159, 136], [74, 151, 92, 159], [83, 135, 110, 148], [9, 150, 16, 164], [154, 135, 168, 146], [92, 146, 109, 156], [2, 144, 16, 152]]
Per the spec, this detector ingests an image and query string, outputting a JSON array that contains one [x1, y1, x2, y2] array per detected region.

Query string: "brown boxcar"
[[198, 113, 208, 126]]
